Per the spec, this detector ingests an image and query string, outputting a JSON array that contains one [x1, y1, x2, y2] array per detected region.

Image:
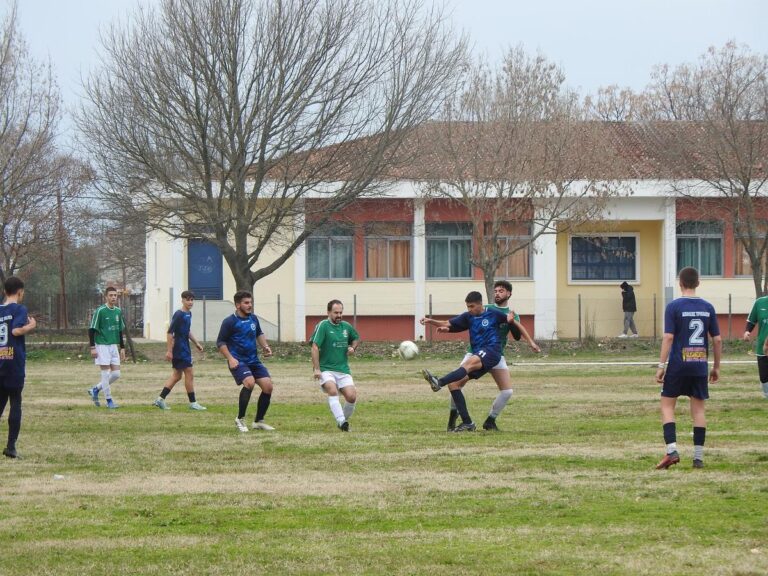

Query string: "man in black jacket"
[[619, 281, 638, 338]]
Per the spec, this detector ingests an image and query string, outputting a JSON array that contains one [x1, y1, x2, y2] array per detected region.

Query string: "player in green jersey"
[[310, 300, 360, 431], [87, 287, 126, 409], [446, 280, 540, 432], [743, 294, 768, 398]]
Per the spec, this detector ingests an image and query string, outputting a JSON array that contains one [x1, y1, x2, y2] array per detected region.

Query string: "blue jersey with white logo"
[[664, 297, 720, 378], [449, 308, 508, 355], [216, 313, 264, 365], [168, 309, 192, 362], [0, 302, 29, 383]]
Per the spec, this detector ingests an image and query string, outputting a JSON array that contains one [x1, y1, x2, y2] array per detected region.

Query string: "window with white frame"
[[676, 221, 722, 276], [570, 235, 637, 281], [365, 222, 412, 279], [426, 222, 472, 279], [485, 222, 532, 278], [306, 225, 353, 280]]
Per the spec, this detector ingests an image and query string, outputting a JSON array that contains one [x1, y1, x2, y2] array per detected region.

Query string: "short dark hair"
[[234, 290, 252, 304], [105, 286, 118, 295], [465, 291, 483, 304], [3, 276, 24, 296], [493, 280, 512, 293], [678, 267, 700, 289], [181, 290, 195, 300], [327, 299, 343, 312]]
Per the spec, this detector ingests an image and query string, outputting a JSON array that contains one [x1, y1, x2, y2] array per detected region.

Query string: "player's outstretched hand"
[[529, 341, 541, 353]]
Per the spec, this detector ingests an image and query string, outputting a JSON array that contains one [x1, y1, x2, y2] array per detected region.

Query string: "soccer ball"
[[398, 340, 419, 360]]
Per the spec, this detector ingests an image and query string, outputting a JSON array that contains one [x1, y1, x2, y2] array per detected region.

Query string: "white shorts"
[[319, 371, 355, 390], [461, 352, 507, 371], [94, 344, 121, 366]]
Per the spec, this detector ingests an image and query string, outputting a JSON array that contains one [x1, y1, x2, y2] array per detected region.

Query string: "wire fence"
[[21, 291, 144, 335]]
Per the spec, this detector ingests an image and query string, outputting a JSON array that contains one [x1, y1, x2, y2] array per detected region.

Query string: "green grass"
[[0, 353, 766, 575]]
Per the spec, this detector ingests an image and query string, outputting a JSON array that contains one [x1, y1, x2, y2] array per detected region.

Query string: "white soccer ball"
[[398, 340, 419, 360]]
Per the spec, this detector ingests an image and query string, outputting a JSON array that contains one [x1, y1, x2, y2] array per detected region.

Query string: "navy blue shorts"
[[466, 348, 502, 380], [229, 362, 270, 386], [0, 374, 24, 392], [172, 358, 193, 370], [661, 373, 709, 399]]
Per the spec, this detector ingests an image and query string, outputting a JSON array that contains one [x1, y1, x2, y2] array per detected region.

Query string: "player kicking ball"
[[655, 267, 721, 470], [420, 291, 517, 432]]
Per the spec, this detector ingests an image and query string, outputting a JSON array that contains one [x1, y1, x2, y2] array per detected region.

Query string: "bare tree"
[[0, 1, 67, 283], [424, 47, 623, 300], [78, 0, 466, 291], [643, 42, 768, 296], [584, 85, 649, 121]]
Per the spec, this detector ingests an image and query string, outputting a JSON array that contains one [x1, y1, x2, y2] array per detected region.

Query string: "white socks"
[[328, 396, 345, 425], [109, 370, 121, 384], [343, 401, 356, 421], [99, 370, 112, 400], [490, 389, 514, 418]]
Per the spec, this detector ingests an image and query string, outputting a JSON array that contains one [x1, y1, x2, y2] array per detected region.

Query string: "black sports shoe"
[[421, 369, 441, 392], [693, 459, 704, 469], [340, 421, 350, 432], [447, 409, 459, 431], [452, 422, 476, 433], [3, 447, 18, 458], [482, 416, 499, 431]]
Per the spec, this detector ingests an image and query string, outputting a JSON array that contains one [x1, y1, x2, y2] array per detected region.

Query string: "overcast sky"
[[15, 0, 768, 140]]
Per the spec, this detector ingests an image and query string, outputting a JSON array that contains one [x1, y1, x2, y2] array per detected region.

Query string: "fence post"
[[277, 294, 281, 343], [728, 293, 732, 339], [428, 293, 433, 343], [577, 293, 582, 343], [202, 296, 207, 342]]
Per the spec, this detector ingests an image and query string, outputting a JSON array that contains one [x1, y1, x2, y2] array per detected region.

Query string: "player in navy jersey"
[[154, 291, 206, 411], [655, 267, 721, 470], [0, 277, 37, 458], [217, 290, 275, 432], [420, 291, 516, 432]]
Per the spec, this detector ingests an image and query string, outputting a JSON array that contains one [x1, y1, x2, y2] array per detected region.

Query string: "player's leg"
[[234, 375, 255, 431], [690, 397, 707, 468], [103, 345, 122, 408], [484, 364, 512, 431], [3, 388, 21, 458], [446, 355, 472, 430], [422, 354, 484, 391], [183, 367, 206, 410], [321, 374, 347, 430], [251, 372, 274, 430], [628, 312, 638, 336], [446, 381, 475, 431], [757, 356, 768, 399], [338, 375, 357, 426], [155, 368, 181, 410], [656, 395, 680, 469]]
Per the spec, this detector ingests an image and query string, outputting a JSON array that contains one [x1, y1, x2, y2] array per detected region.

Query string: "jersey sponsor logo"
[[682, 311, 710, 317], [481, 319, 490, 327], [0, 346, 14, 360], [682, 347, 707, 362]]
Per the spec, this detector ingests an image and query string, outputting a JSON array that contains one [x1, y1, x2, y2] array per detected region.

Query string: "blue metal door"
[[188, 240, 223, 299]]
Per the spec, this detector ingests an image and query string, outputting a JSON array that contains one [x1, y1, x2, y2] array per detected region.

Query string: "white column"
[[413, 199, 426, 340], [170, 236, 185, 313], [294, 212, 307, 341], [663, 198, 677, 302], [533, 222, 558, 339]]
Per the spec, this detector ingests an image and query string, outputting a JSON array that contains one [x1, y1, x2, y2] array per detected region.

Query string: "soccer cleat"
[[252, 421, 275, 431], [693, 459, 704, 469], [189, 402, 207, 411], [235, 418, 249, 432], [655, 451, 680, 469], [3, 447, 18, 459], [482, 416, 499, 431], [447, 409, 459, 431], [87, 387, 100, 407], [153, 398, 170, 410], [339, 421, 350, 432], [452, 422, 476, 433], [421, 369, 441, 392], [106, 399, 120, 409]]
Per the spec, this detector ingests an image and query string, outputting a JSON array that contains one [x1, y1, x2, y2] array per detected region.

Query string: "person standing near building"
[[87, 286, 126, 409], [154, 290, 206, 411], [309, 299, 360, 432], [420, 291, 516, 432], [654, 267, 721, 470], [742, 294, 768, 399], [217, 291, 275, 432], [0, 277, 36, 458], [445, 280, 540, 432], [619, 281, 638, 337]]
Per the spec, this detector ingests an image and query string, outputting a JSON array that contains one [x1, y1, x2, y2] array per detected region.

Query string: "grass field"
[[0, 349, 766, 575]]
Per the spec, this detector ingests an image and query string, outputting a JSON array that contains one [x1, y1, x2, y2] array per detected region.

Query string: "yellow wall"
[[556, 221, 663, 339]]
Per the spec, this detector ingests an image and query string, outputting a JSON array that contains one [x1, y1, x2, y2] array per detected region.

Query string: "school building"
[[143, 123, 762, 342]]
